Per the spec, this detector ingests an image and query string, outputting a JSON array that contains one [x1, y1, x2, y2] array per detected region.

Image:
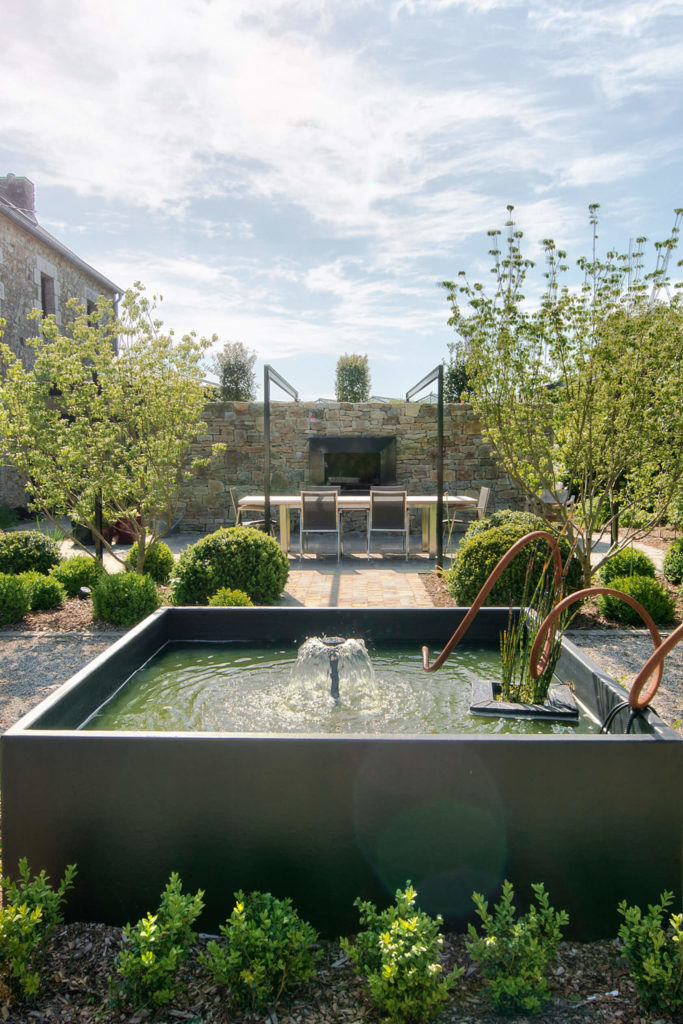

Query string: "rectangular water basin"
[[2, 606, 681, 940]]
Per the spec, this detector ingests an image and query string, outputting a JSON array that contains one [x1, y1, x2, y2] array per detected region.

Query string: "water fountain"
[[2, 605, 682, 942]]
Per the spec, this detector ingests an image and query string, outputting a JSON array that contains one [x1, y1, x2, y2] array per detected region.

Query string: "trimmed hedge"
[[172, 527, 289, 606], [21, 571, 66, 611], [0, 530, 62, 575], [444, 512, 582, 606], [208, 587, 254, 607], [662, 538, 683, 585], [125, 541, 175, 584], [0, 573, 30, 625], [596, 575, 675, 625], [50, 555, 107, 597], [598, 548, 657, 586], [92, 572, 161, 627]]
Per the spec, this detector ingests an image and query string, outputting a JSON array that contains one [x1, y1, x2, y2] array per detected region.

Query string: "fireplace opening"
[[309, 436, 396, 492]]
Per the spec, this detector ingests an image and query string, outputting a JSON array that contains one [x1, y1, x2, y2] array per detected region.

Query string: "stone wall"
[[178, 400, 525, 532], [0, 203, 116, 369]]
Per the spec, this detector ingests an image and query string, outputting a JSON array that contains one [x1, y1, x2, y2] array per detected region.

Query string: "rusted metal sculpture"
[[422, 530, 564, 672], [528, 588, 664, 710]]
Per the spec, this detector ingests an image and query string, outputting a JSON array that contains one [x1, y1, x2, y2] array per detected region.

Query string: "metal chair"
[[300, 490, 341, 561], [444, 486, 490, 534], [367, 489, 409, 560], [229, 488, 273, 534], [539, 488, 575, 523]]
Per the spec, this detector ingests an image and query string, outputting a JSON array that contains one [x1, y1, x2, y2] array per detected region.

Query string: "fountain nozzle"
[[321, 636, 345, 700]]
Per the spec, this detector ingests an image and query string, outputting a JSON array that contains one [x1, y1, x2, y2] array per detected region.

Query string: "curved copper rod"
[[422, 530, 564, 672], [626, 621, 683, 711], [528, 587, 663, 710]]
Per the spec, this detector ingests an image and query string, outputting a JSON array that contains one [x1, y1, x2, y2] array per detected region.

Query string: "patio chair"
[[539, 488, 575, 523], [444, 485, 490, 536], [300, 490, 341, 561], [367, 489, 409, 560], [229, 488, 274, 535]]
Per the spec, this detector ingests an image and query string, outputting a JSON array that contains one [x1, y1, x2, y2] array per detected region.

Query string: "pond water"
[[81, 640, 600, 735]]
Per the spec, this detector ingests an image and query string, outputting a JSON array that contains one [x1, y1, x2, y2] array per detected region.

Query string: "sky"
[[1, 0, 682, 400]]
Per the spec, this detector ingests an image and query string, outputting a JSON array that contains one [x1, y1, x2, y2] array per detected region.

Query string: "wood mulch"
[[3, 923, 679, 1024]]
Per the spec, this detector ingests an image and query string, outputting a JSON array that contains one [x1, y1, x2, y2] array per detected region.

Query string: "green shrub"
[[208, 586, 254, 607], [0, 573, 30, 625], [466, 880, 568, 1015], [617, 890, 683, 1014], [0, 530, 61, 575], [443, 515, 581, 606], [598, 547, 657, 585], [92, 571, 160, 627], [125, 541, 175, 584], [596, 574, 675, 625], [663, 538, 683, 585], [0, 505, 19, 529], [202, 891, 321, 1011], [172, 527, 289, 606], [20, 571, 65, 611], [50, 554, 107, 597], [0, 858, 76, 1002], [341, 882, 462, 1024], [109, 873, 204, 1010]]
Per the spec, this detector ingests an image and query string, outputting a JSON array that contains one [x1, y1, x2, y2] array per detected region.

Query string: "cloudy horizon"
[[2, 0, 681, 399]]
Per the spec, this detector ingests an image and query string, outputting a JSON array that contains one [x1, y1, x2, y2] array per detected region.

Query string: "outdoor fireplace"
[[309, 436, 397, 492]]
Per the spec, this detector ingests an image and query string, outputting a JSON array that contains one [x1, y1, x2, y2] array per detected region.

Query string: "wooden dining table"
[[238, 493, 478, 556]]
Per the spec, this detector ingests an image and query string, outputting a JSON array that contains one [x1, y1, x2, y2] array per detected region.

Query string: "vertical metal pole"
[[94, 491, 103, 564], [264, 366, 271, 535], [436, 364, 444, 570]]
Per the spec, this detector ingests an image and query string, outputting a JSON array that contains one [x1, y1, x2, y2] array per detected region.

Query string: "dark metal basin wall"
[[2, 607, 681, 941]]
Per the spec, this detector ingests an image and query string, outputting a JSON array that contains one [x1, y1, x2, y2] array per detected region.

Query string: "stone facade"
[[0, 174, 120, 368], [178, 400, 525, 532]]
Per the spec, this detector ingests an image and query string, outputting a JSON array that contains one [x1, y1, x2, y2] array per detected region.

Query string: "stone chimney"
[[0, 174, 37, 223]]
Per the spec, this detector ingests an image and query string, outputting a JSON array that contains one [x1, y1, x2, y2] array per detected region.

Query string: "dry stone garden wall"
[[178, 400, 524, 533]]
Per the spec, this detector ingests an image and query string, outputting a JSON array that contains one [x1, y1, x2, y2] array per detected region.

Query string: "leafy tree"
[[335, 353, 370, 401], [0, 284, 224, 573], [209, 340, 257, 401], [444, 341, 469, 401], [442, 205, 683, 586]]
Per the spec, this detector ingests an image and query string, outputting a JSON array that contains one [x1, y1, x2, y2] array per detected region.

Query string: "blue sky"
[[2, 0, 682, 399]]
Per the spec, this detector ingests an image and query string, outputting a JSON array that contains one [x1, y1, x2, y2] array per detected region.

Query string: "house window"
[[86, 299, 97, 317], [41, 274, 55, 317]]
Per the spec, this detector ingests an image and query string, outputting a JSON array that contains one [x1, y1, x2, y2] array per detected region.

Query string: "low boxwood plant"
[[109, 872, 204, 1011], [92, 571, 161, 627], [617, 890, 683, 1014], [208, 586, 253, 606], [596, 574, 675, 625], [20, 571, 65, 611], [125, 541, 175, 584], [172, 526, 289, 606], [598, 547, 657, 585], [202, 890, 321, 1011], [443, 512, 582, 606], [663, 538, 683, 585], [0, 572, 30, 625], [0, 857, 77, 1002], [50, 554, 107, 597], [341, 882, 462, 1024], [465, 880, 569, 1015], [0, 530, 61, 575]]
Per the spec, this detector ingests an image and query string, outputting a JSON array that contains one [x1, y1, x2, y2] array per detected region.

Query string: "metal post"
[[264, 366, 271, 536], [407, 365, 445, 570]]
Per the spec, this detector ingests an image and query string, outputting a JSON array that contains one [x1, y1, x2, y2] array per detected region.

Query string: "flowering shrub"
[[341, 883, 461, 1024]]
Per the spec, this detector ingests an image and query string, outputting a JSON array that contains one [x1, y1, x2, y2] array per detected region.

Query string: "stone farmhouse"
[[0, 174, 121, 506], [0, 173, 120, 368]]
